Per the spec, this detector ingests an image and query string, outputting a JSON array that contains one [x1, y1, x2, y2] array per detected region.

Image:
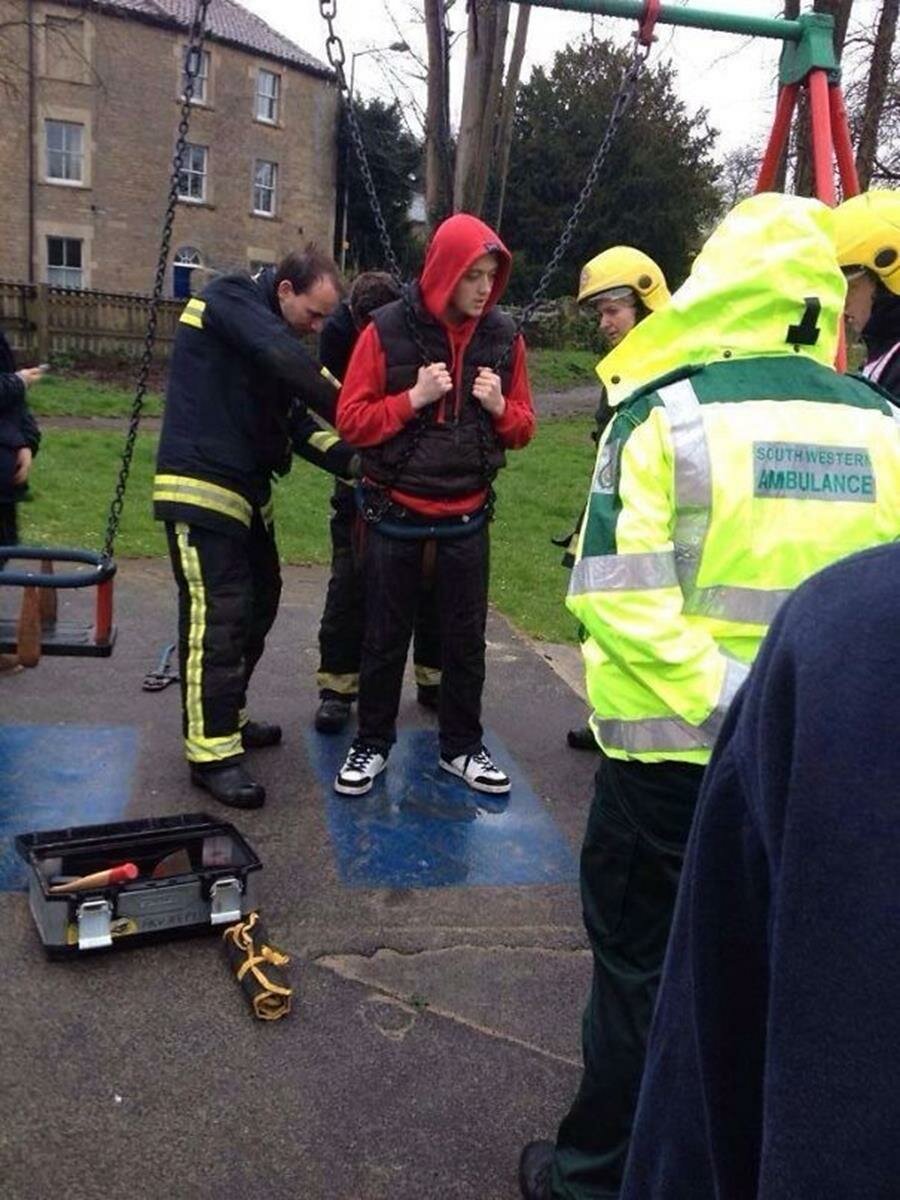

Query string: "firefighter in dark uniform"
[[154, 247, 350, 809], [314, 271, 442, 733]]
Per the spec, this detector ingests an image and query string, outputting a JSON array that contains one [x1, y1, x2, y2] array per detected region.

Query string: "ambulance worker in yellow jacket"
[[519, 193, 900, 1200]]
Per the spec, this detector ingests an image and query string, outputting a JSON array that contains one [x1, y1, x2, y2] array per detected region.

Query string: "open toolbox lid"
[[16, 812, 262, 956]]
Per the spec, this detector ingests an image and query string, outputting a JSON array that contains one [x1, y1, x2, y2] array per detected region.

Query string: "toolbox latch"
[[77, 899, 113, 950], [210, 876, 243, 925]]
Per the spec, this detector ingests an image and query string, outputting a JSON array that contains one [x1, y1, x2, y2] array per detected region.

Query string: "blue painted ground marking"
[[304, 727, 578, 888], [0, 725, 137, 890]]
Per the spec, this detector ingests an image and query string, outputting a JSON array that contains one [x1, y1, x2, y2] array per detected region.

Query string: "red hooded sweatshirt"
[[336, 213, 535, 517]]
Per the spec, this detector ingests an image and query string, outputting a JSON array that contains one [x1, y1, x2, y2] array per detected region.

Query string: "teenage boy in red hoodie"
[[334, 213, 535, 795]]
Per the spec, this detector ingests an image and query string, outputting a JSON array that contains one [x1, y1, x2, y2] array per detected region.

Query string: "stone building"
[[0, 0, 338, 294]]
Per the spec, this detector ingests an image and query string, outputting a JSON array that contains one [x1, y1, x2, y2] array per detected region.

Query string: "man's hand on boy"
[[13, 447, 32, 486], [410, 362, 453, 411], [16, 366, 48, 389], [473, 367, 505, 418]]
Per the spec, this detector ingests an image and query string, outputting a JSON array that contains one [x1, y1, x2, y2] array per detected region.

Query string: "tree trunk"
[[424, 0, 453, 230], [772, 0, 801, 191], [793, 0, 853, 196], [855, 0, 899, 188], [454, 1, 510, 215], [489, 3, 531, 231]]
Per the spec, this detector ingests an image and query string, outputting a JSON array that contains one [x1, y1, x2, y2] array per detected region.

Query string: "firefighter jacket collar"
[[598, 193, 846, 407]]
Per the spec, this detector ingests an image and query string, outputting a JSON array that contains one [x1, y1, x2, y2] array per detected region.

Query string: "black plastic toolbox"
[[15, 812, 261, 958]]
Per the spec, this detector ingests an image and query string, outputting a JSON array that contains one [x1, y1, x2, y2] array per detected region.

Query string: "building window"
[[45, 119, 84, 182], [47, 237, 83, 288], [183, 47, 210, 103], [253, 160, 277, 215], [178, 144, 207, 202], [255, 69, 280, 123]]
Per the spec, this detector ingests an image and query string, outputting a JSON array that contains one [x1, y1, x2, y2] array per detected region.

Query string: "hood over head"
[[597, 193, 846, 406], [419, 213, 512, 323]]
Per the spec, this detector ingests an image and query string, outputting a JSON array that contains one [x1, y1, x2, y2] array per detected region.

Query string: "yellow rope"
[[224, 912, 293, 1019]]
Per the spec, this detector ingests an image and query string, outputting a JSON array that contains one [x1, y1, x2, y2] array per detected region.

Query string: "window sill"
[[43, 178, 89, 189], [251, 210, 279, 221], [177, 197, 215, 210], [181, 97, 214, 109], [253, 117, 282, 129]]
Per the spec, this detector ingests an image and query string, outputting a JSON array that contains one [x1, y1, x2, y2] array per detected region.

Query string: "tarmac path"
[[0, 560, 596, 1200]]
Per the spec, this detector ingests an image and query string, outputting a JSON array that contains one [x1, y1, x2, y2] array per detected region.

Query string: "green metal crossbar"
[[516, 0, 802, 42]]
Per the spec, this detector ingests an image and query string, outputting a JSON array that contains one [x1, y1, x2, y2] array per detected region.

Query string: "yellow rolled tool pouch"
[[222, 911, 293, 1021]]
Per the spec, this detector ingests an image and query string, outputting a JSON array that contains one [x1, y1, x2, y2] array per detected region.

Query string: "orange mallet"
[[49, 862, 139, 893]]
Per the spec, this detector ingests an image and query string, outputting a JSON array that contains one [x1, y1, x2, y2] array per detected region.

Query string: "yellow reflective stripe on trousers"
[[316, 671, 359, 695], [595, 656, 749, 753], [414, 663, 442, 687], [175, 524, 243, 764], [154, 474, 252, 526], [569, 550, 679, 595]]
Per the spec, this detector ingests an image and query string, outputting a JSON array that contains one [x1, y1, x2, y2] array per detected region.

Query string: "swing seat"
[[0, 547, 117, 665]]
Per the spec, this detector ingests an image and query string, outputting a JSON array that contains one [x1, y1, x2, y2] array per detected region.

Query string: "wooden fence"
[[0, 279, 183, 362]]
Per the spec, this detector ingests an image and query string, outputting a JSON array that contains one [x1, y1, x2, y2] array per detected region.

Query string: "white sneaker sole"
[[334, 759, 387, 796], [439, 758, 511, 794]]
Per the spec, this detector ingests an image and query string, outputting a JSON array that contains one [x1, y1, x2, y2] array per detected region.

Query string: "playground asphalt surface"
[[0, 559, 598, 1200]]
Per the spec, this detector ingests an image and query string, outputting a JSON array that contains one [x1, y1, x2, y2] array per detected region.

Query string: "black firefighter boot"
[[315, 694, 353, 734], [241, 719, 282, 749], [190, 760, 266, 809]]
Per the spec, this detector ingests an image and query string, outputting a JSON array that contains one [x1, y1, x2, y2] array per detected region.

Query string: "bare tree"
[[424, 0, 454, 227], [454, 1, 510, 214], [854, 0, 899, 187], [488, 3, 530, 230]]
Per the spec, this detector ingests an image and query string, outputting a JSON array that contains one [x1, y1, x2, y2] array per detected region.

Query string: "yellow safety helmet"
[[830, 189, 900, 295], [577, 245, 670, 310]]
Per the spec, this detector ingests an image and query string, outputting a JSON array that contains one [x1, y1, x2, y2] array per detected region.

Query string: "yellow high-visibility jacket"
[[567, 194, 900, 764]]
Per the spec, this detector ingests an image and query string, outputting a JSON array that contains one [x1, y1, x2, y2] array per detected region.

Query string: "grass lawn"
[[20, 418, 597, 645], [30, 373, 165, 418], [26, 346, 599, 419]]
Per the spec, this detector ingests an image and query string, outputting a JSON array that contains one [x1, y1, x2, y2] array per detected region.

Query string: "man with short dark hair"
[[154, 245, 344, 808]]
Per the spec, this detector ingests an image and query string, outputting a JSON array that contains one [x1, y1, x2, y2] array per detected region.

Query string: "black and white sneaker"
[[334, 741, 388, 795], [439, 746, 511, 794]]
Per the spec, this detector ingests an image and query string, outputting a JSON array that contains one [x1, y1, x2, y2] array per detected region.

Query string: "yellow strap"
[[320, 364, 341, 389], [309, 430, 340, 453], [179, 312, 203, 329]]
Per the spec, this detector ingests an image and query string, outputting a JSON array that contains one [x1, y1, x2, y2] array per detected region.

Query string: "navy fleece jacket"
[[621, 543, 900, 1200]]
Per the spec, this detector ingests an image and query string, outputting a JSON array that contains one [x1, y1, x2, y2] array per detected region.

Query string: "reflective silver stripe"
[[596, 716, 709, 753], [658, 378, 712, 600], [686, 585, 793, 624], [592, 436, 621, 495], [569, 551, 679, 595], [700, 655, 750, 740], [597, 657, 750, 753]]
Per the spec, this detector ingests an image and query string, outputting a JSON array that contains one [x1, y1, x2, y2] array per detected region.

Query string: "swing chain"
[[101, 0, 211, 561], [497, 37, 651, 367], [320, 0, 403, 286]]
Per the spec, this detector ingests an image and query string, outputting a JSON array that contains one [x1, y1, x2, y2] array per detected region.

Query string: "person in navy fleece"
[[620, 542, 900, 1200]]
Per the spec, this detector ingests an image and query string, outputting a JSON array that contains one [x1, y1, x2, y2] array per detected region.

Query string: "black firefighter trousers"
[[550, 753, 705, 1199], [317, 482, 441, 700], [165, 514, 281, 767]]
